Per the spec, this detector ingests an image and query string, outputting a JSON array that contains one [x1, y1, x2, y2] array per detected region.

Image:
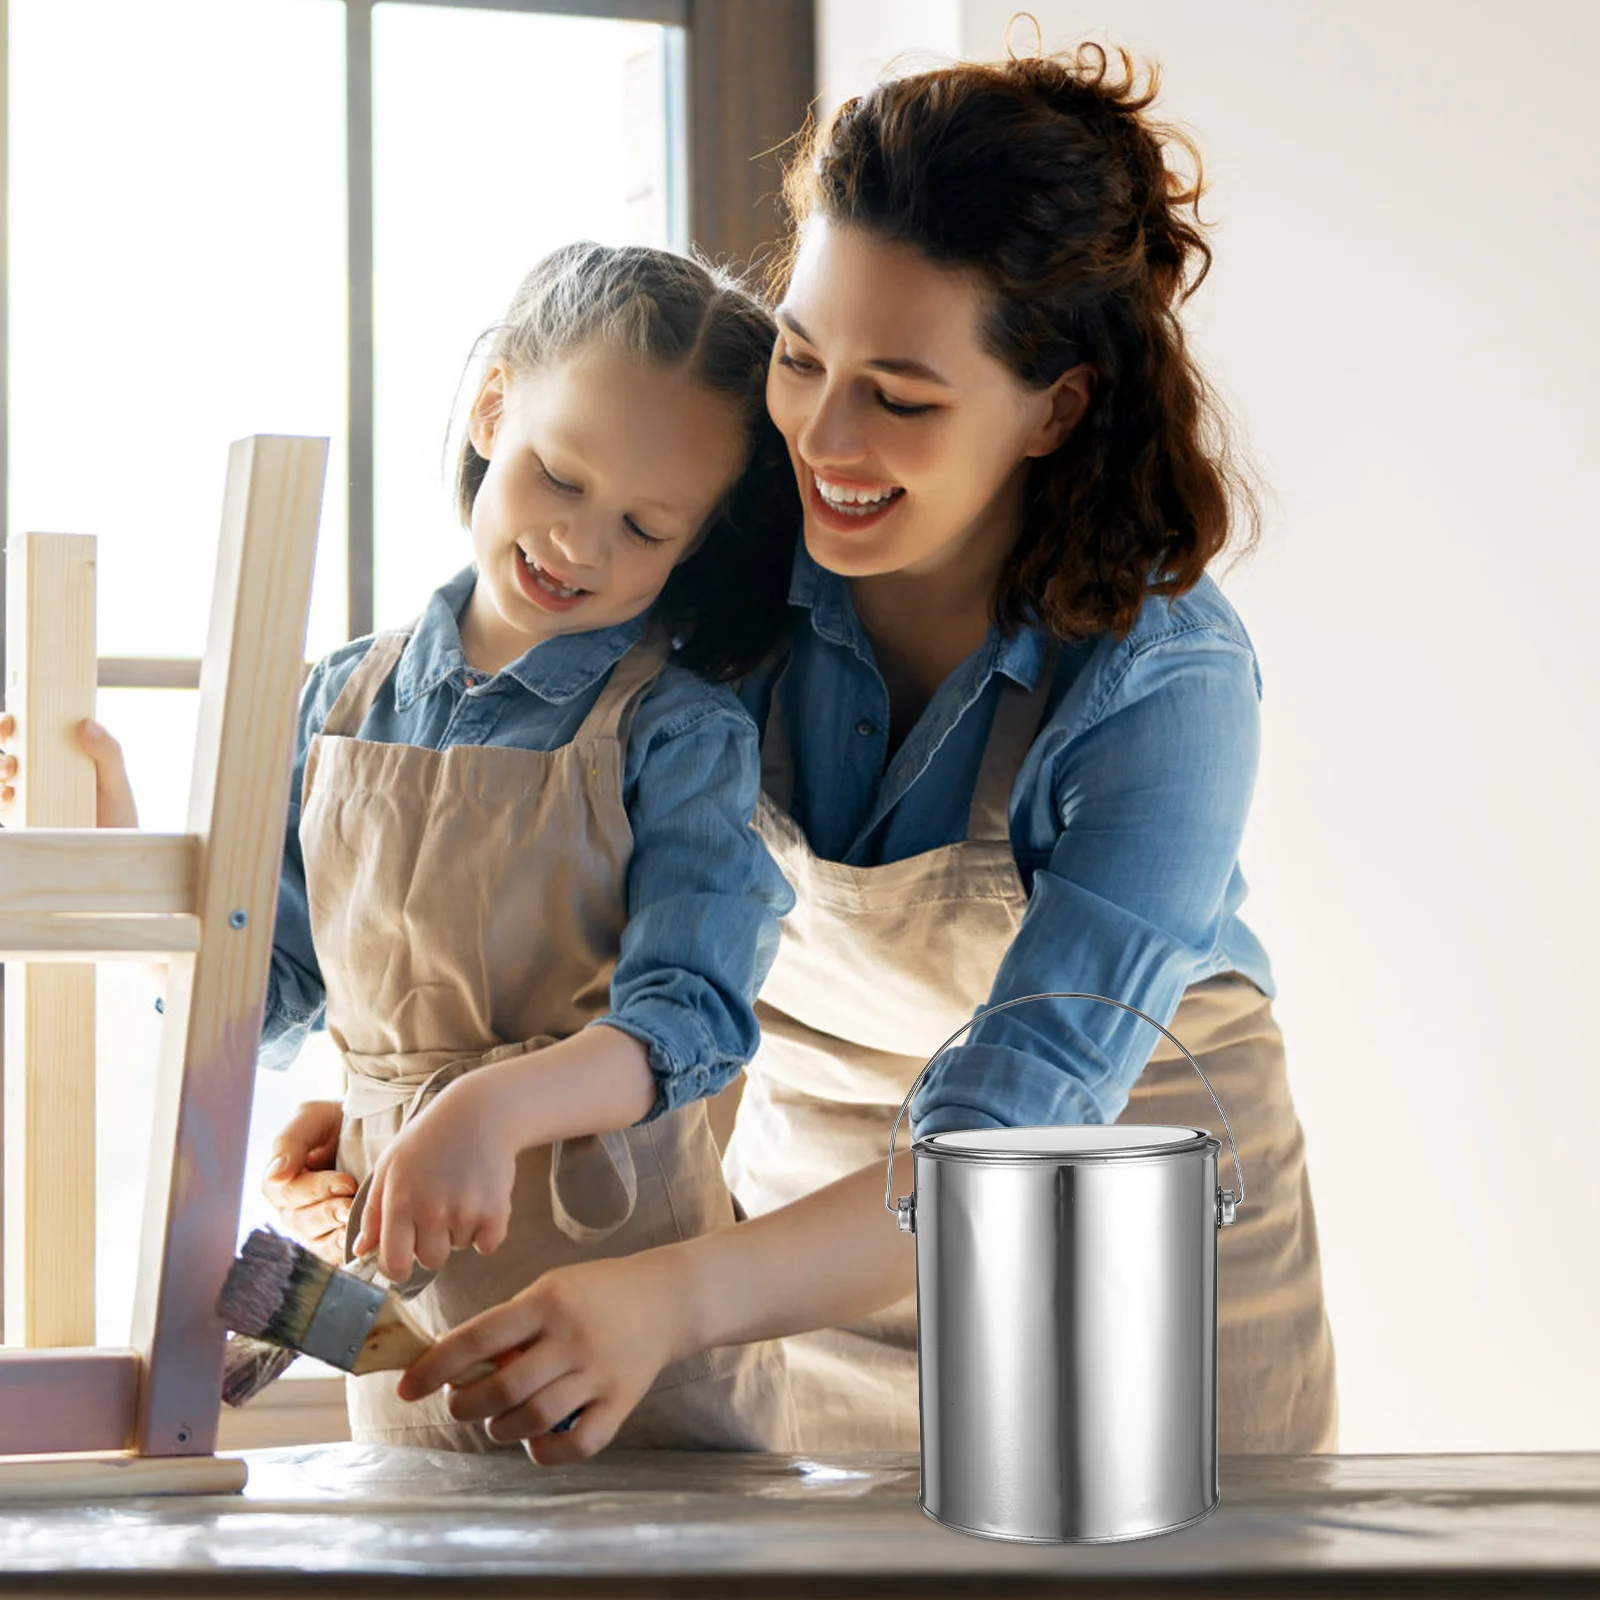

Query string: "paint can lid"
[[919, 1124, 1213, 1161]]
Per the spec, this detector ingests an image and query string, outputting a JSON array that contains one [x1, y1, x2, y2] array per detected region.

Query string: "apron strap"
[[342, 1041, 642, 1259], [760, 642, 1059, 842], [320, 631, 411, 739], [965, 639, 1061, 843], [548, 1129, 640, 1244], [570, 631, 673, 747]]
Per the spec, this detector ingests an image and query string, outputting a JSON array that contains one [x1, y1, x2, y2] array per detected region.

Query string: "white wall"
[[816, 0, 961, 116], [820, 0, 1600, 1454]]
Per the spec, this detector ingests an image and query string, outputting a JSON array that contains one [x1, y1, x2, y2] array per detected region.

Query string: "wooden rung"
[[98, 658, 313, 690], [0, 1349, 138, 1456], [0, 914, 201, 959], [0, 1452, 247, 1501], [0, 832, 199, 914], [97, 658, 202, 690]]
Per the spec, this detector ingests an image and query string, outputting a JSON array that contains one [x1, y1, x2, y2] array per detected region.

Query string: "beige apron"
[[299, 628, 794, 1453], [725, 658, 1338, 1454]]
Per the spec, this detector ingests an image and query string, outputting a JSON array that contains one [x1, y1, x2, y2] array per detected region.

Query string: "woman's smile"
[[808, 467, 906, 530]]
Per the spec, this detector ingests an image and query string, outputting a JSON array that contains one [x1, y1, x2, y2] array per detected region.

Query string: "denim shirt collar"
[[785, 547, 1053, 846], [393, 565, 651, 711], [786, 544, 1051, 693]]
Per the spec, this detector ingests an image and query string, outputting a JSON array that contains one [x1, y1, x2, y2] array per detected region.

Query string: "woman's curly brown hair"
[[770, 41, 1261, 641]]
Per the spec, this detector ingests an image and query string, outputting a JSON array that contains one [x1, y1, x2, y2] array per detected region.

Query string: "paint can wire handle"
[[885, 990, 1246, 1230]]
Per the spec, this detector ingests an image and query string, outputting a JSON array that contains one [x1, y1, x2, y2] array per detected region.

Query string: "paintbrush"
[[215, 1227, 500, 1407]]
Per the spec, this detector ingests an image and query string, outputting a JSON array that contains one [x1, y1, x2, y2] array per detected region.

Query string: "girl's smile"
[[514, 550, 587, 610]]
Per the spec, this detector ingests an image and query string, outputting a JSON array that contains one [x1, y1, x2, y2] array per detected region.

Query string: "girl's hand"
[[353, 1068, 520, 1284], [0, 713, 140, 828], [396, 1248, 687, 1464], [262, 1099, 357, 1266]]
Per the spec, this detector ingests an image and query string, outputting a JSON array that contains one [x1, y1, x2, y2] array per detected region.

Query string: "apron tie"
[[341, 1040, 640, 1251]]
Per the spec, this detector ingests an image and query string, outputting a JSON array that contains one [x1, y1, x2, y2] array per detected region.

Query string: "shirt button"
[[855, 719, 874, 737]]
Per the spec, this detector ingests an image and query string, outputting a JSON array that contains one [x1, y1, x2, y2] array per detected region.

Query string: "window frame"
[[0, 0, 812, 1444]]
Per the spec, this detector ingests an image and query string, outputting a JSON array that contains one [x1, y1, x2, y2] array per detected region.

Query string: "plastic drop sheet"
[[1, 1445, 1599, 1586]]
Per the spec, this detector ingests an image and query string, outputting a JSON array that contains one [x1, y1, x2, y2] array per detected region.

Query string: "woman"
[[353, 40, 1338, 1458]]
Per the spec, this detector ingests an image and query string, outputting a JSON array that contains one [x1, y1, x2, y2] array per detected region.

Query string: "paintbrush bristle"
[[219, 1335, 300, 1407], [216, 1227, 339, 1348]]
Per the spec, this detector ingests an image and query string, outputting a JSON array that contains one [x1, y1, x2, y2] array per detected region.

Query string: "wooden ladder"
[[0, 436, 326, 1495]]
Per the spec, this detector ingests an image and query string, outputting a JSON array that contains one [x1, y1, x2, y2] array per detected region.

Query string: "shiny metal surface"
[[297, 1272, 385, 1370], [915, 1135, 1221, 1543]]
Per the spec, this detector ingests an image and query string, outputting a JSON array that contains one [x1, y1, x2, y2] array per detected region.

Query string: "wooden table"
[[2, 1444, 1598, 1596]]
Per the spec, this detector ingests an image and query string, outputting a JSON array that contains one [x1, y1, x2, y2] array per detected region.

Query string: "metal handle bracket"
[[886, 990, 1246, 1231]]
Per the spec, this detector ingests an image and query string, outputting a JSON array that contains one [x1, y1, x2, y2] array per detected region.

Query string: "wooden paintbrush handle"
[[348, 1293, 497, 1384]]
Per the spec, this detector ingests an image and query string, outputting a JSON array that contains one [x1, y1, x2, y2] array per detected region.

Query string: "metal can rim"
[[912, 1125, 1219, 1165]]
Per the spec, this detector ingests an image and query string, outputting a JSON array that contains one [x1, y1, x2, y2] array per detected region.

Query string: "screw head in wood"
[[229, 909, 248, 929]]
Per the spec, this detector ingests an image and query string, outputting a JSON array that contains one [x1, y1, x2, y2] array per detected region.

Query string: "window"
[[369, 5, 680, 626], [1, 0, 811, 1444]]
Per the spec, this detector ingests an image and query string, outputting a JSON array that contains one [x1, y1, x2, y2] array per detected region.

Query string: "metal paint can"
[[886, 992, 1244, 1544]]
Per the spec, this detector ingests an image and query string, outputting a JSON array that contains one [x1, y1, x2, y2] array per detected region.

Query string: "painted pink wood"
[[0, 1350, 137, 1456], [131, 1010, 272, 1457], [130, 437, 326, 1458]]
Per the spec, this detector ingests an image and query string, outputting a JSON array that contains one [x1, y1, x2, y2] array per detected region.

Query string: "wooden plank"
[[97, 657, 202, 690], [98, 660, 315, 691], [399, 0, 687, 21], [131, 436, 326, 1459], [0, 1349, 137, 1456], [0, 831, 198, 913], [0, 1450, 245, 1502], [2, 532, 97, 1348], [0, 914, 201, 960], [0, 538, 95, 824], [2, 971, 96, 1346]]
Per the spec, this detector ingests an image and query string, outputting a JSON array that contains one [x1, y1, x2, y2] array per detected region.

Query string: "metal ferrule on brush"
[[298, 1271, 386, 1369]]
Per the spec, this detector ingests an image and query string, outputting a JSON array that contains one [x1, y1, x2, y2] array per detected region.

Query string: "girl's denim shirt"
[[738, 548, 1276, 1142], [259, 565, 794, 1122]]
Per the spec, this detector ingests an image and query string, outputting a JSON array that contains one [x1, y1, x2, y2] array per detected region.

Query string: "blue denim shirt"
[[739, 549, 1275, 1141], [259, 566, 795, 1121]]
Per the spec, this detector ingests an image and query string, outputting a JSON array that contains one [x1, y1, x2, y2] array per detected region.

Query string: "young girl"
[[1, 241, 801, 1456], [399, 40, 1338, 1463]]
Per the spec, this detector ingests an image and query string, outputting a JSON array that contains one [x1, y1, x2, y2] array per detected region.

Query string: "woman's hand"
[[352, 1067, 521, 1284], [0, 713, 140, 828], [262, 1099, 358, 1266], [396, 1247, 688, 1464]]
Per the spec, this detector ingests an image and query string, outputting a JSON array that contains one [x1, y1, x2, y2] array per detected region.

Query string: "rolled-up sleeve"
[[257, 659, 336, 1072], [594, 693, 795, 1121], [910, 627, 1262, 1137]]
